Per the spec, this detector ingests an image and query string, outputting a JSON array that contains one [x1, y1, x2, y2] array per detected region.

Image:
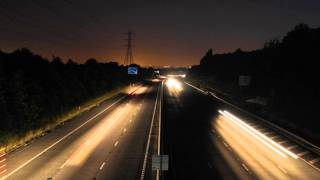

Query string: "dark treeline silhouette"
[[0, 48, 151, 143], [189, 24, 320, 142]]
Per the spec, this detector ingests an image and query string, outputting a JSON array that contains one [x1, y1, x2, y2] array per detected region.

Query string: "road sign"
[[128, 67, 138, 75], [152, 155, 169, 171]]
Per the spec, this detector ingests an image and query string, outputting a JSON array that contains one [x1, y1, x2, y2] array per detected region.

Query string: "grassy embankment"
[[0, 85, 132, 153]]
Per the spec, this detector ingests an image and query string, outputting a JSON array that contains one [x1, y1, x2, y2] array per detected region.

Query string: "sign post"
[[152, 155, 169, 171]]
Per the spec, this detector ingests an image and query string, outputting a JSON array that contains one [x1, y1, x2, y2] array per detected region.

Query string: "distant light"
[[166, 78, 183, 92]]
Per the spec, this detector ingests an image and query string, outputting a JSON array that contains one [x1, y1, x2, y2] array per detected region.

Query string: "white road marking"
[[242, 163, 249, 172], [277, 165, 287, 174], [99, 162, 106, 170], [0, 169, 7, 175], [0, 164, 6, 169], [114, 141, 119, 147], [223, 142, 229, 147], [1, 93, 129, 180], [59, 159, 70, 169], [0, 159, 5, 164], [140, 85, 160, 180], [156, 81, 163, 180]]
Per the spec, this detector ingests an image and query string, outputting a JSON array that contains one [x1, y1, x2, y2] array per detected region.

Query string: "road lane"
[[2, 82, 160, 180], [214, 110, 320, 179], [162, 78, 320, 180], [162, 80, 246, 180], [96, 84, 160, 179]]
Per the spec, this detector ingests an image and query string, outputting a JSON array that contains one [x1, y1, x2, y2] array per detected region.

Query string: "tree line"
[[0, 48, 150, 140], [189, 24, 320, 141]]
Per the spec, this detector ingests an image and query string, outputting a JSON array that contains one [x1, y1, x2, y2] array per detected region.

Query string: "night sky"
[[1, 0, 320, 66]]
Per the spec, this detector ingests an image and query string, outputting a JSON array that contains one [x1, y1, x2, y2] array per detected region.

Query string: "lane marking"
[[297, 151, 309, 157], [310, 157, 320, 164], [99, 162, 106, 170], [223, 142, 229, 148], [156, 81, 163, 180], [277, 165, 287, 174], [140, 85, 160, 180], [0, 164, 6, 169], [59, 159, 70, 169], [114, 141, 119, 147], [184, 82, 208, 95], [241, 163, 249, 172], [0, 154, 5, 159], [1, 94, 129, 180], [0, 159, 5, 164], [0, 169, 7, 175], [287, 145, 298, 150]]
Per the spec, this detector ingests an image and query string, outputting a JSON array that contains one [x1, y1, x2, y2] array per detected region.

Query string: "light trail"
[[218, 110, 287, 158], [222, 110, 298, 159]]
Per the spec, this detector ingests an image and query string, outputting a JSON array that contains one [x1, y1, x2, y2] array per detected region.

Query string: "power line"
[[124, 30, 134, 65]]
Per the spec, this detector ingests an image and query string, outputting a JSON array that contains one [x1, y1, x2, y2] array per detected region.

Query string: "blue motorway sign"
[[128, 67, 138, 75]]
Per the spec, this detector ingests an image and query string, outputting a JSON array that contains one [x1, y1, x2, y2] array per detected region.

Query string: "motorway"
[[162, 78, 320, 180], [1, 82, 161, 180], [1, 78, 320, 180]]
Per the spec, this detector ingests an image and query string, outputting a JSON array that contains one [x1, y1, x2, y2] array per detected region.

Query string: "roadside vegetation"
[[188, 23, 320, 144], [0, 48, 151, 151]]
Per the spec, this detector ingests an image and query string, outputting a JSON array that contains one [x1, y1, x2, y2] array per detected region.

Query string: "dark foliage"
[[189, 24, 320, 141], [0, 48, 149, 135]]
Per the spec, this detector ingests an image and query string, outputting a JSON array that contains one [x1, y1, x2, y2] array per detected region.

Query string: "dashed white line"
[[223, 142, 229, 147], [0, 159, 6, 164], [277, 165, 287, 174], [242, 163, 249, 172], [0, 169, 7, 175], [0, 93, 129, 180], [0, 164, 6, 169], [140, 85, 160, 180], [59, 159, 70, 169], [114, 141, 119, 147], [99, 162, 106, 170]]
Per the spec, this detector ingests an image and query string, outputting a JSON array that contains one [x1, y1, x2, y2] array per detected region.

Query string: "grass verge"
[[0, 85, 132, 153]]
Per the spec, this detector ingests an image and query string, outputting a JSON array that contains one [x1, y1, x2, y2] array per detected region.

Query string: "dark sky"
[[1, 0, 320, 66]]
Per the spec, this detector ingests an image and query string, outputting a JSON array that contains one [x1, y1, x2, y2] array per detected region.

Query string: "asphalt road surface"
[[2, 79, 320, 180], [162, 79, 320, 180], [2, 82, 160, 180]]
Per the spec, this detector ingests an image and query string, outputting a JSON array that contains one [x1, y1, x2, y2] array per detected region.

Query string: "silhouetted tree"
[[0, 48, 151, 139]]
